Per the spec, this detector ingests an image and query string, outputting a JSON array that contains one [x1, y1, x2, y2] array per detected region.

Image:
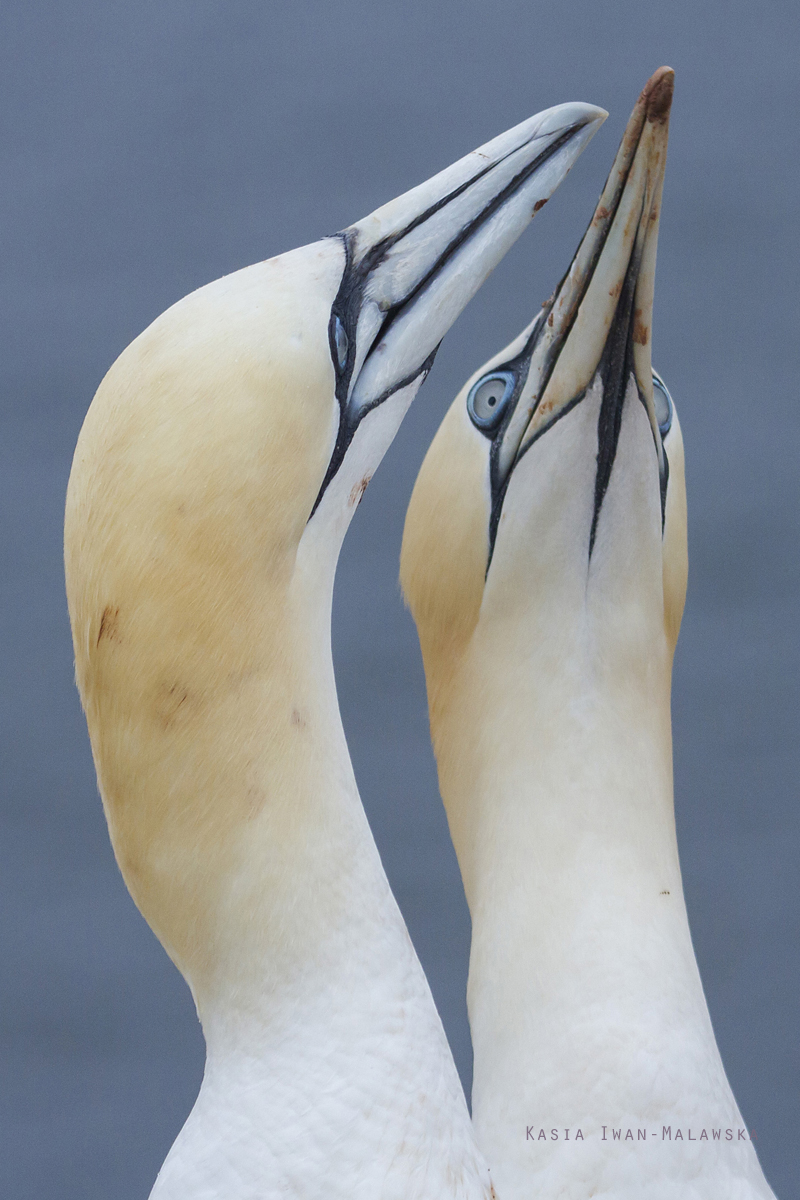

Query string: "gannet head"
[[64, 102, 605, 990], [402, 69, 686, 754]]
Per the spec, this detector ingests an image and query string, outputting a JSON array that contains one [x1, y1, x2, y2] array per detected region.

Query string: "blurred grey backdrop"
[[1, 1, 798, 1196]]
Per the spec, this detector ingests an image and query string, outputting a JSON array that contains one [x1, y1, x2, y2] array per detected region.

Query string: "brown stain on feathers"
[[349, 474, 372, 508], [154, 682, 193, 729], [97, 606, 121, 646], [291, 707, 308, 730]]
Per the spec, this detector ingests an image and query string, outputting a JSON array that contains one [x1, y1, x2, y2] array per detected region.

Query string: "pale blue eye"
[[333, 316, 349, 370], [652, 370, 673, 435], [467, 371, 515, 432]]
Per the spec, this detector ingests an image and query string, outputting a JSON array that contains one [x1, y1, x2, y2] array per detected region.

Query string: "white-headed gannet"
[[401, 70, 776, 1199], [64, 102, 605, 1199]]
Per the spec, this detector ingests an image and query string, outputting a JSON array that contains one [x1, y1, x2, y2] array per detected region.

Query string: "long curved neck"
[[79, 526, 489, 1199], [433, 619, 773, 1200]]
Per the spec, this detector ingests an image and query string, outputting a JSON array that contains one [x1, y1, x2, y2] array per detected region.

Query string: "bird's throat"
[[434, 632, 757, 1197]]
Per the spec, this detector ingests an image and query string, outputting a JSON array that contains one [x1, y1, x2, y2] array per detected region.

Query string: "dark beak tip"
[[643, 66, 675, 124]]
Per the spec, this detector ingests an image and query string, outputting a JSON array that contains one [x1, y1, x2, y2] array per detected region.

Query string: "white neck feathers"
[[435, 616, 773, 1199]]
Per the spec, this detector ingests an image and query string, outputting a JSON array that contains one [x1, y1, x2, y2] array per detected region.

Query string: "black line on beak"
[[308, 345, 440, 520], [481, 120, 654, 570], [363, 123, 588, 360], [589, 247, 640, 558], [311, 122, 593, 518]]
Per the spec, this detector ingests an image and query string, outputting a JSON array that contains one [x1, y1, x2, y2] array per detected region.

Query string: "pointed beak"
[[496, 68, 673, 485], [334, 102, 607, 423], [314, 100, 607, 507]]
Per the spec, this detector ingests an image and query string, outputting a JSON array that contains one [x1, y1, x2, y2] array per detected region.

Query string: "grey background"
[[1, 1, 798, 1196]]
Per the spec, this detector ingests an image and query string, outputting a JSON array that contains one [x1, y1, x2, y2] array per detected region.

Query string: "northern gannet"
[[63, 102, 605, 1199], [401, 70, 776, 1199]]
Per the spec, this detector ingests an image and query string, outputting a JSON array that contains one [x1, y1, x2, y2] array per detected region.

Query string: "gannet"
[[63, 102, 605, 1199], [401, 70, 776, 1199]]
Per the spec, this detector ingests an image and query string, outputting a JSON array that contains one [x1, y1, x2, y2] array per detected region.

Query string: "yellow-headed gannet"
[[64, 102, 605, 1199], [401, 70, 776, 1199]]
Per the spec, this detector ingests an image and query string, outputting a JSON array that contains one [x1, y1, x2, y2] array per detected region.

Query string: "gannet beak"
[[496, 68, 673, 487], [316, 101, 607, 501]]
